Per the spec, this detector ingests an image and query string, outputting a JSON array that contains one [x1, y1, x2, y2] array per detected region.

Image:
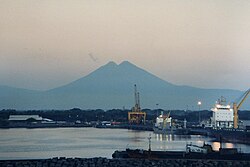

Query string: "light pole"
[[198, 101, 202, 124], [156, 103, 159, 116]]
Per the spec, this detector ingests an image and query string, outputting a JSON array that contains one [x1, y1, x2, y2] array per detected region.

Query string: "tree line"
[[1, 108, 250, 125]]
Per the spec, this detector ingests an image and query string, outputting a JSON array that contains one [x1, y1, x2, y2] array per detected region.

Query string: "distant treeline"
[[1, 108, 250, 123]]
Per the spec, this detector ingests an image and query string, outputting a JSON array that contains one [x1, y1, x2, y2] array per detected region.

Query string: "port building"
[[8, 115, 53, 123]]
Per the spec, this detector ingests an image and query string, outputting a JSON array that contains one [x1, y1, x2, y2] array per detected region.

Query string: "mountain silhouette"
[[0, 61, 247, 110]]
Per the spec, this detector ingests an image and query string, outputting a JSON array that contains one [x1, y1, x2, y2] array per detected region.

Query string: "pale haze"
[[0, 0, 249, 91]]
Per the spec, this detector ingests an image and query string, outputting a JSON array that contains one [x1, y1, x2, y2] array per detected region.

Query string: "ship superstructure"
[[211, 97, 234, 128]]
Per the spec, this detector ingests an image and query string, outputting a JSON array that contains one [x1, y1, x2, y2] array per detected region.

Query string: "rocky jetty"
[[1, 157, 250, 167]]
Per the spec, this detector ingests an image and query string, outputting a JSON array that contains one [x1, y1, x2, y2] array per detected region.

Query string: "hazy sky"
[[0, 0, 250, 91]]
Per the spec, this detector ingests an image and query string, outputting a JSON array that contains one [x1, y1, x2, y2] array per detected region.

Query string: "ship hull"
[[112, 149, 250, 160], [153, 127, 189, 135], [208, 128, 250, 144]]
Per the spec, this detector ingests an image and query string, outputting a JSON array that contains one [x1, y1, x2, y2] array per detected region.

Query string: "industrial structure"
[[8, 115, 54, 124], [8, 115, 43, 122], [128, 85, 146, 124]]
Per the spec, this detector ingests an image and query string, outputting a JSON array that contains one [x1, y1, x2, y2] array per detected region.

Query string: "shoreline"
[[0, 124, 153, 131], [0, 124, 92, 129]]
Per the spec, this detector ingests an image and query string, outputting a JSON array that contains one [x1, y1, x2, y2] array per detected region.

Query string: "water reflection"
[[225, 143, 234, 148], [0, 128, 250, 160], [155, 134, 192, 142], [155, 134, 174, 141], [153, 133, 248, 153], [212, 142, 235, 151], [211, 142, 220, 151]]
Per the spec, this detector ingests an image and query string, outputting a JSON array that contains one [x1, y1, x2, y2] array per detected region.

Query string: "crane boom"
[[163, 111, 171, 129], [237, 89, 250, 109], [233, 89, 250, 129]]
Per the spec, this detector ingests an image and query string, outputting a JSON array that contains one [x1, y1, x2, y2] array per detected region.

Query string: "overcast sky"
[[0, 0, 249, 91]]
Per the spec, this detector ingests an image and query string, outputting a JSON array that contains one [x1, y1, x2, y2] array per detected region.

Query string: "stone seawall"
[[1, 157, 250, 167]]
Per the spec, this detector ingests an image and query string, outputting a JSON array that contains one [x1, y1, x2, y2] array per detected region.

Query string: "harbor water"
[[0, 127, 250, 160]]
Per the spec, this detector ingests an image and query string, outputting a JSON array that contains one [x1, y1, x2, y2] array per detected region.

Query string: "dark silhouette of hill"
[[0, 61, 247, 110], [0, 85, 41, 109]]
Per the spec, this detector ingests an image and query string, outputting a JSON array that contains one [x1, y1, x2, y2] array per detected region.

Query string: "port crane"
[[128, 84, 146, 124], [233, 89, 250, 128]]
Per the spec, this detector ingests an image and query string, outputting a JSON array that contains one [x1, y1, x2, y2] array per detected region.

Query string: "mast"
[[148, 134, 151, 152], [134, 84, 139, 111], [137, 92, 140, 111]]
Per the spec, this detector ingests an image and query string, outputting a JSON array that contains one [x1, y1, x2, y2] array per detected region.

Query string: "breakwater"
[[1, 157, 250, 167]]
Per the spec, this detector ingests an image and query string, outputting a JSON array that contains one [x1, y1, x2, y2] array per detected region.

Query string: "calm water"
[[0, 127, 250, 160]]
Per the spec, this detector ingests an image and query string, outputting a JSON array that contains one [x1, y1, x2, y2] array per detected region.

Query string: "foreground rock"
[[1, 157, 250, 167]]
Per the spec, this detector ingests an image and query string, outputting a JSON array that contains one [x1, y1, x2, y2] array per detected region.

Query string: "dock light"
[[197, 101, 202, 111]]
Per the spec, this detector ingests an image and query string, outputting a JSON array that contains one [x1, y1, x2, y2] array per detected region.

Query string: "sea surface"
[[0, 127, 250, 160]]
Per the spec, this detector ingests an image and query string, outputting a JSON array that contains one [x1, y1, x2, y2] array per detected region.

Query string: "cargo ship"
[[208, 93, 250, 144], [153, 111, 175, 134], [153, 111, 189, 135], [208, 127, 250, 144], [112, 139, 250, 160]]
